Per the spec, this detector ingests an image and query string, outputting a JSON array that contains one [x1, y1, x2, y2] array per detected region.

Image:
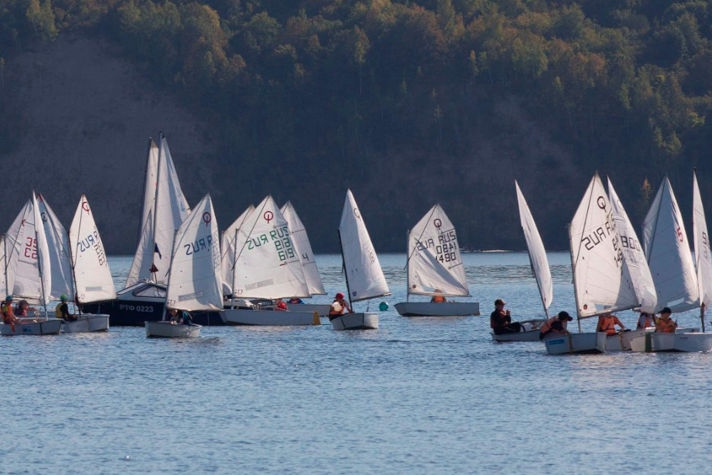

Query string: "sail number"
[[23, 237, 37, 259], [416, 229, 458, 263], [184, 235, 213, 255], [246, 225, 296, 262]]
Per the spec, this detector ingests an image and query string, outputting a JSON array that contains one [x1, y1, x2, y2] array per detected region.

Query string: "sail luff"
[[692, 171, 712, 330]]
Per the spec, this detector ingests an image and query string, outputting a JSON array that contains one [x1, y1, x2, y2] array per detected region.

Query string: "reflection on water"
[[1, 252, 711, 473]]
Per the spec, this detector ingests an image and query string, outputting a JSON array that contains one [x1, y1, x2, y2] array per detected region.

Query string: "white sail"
[[339, 189, 390, 302], [36, 193, 74, 301], [569, 174, 638, 317], [5, 194, 52, 305], [692, 171, 712, 310], [406, 204, 469, 297], [69, 195, 117, 303], [607, 177, 657, 314], [230, 196, 309, 299], [0, 235, 7, 297], [515, 181, 552, 315], [642, 177, 699, 312], [166, 194, 222, 311], [281, 201, 326, 295], [126, 135, 190, 287], [221, 205, 254, 293]]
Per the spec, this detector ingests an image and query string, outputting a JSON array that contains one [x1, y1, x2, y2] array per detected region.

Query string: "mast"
[[337, 228, 353, 312], [32, 192, 49, 317], [149, 134, 163, 282], [568, 222, 582, 334]]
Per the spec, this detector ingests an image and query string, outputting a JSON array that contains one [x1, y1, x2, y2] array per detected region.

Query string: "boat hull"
[[395, 301, 480, 317], [223, 308, 320, 326], [629, 330, 712, 352], [491, 319, 546, 342], [603, 330, 644, 351], [61, 314, 110, 333], [1, 318, 63, 336], [286, 303, 331, 316], [82, 297, 165, 326], [544, 332, 606, 354], [329, 312, 379, 330], [145, 321, 201, 338]]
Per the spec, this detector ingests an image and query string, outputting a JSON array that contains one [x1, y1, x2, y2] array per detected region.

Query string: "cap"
[[558, 311, 573, 321], [60, 294, 68, 301], [335, 292, 344, 300], [5, 295, 12, 301], [494, 298, 506, 306], [660, 307, 672, 315]]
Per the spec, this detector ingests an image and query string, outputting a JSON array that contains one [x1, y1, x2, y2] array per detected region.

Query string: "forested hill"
[[1, 0, 711, 254]]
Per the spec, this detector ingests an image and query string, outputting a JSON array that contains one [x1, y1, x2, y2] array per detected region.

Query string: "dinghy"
[[330, 189, 390, 330], [492, 182, 550, 342], [0, 193, 62, 335], [394, 204, 479, 317], [146, 194, 222, 338], [545, 174, 638, 354], [222, 196, 318, 326]]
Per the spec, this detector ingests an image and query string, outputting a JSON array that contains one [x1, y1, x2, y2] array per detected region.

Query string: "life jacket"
[[656, 317, 677, 333], [432, 295, 445, 303], [597, 316, 617, 335], [539, 316, 557, 335], [637, 313, 654, 329], [55, 303, 64, 318]]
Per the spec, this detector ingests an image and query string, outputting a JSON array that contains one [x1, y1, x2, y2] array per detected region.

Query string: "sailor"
[[329, 292, 352, 320], [539, 311, 573, 340]]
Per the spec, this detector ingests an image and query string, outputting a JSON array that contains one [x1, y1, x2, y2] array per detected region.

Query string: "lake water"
[[2, 252, 711, 474]]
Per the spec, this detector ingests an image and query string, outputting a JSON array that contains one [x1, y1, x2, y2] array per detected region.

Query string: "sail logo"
[[184, 235, 213, 255]]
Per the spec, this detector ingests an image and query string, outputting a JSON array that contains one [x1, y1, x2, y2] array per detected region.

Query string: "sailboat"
[[146, 194, 222, 337], [222, 195, 319, 326], [331, 189, 390, 330], [630, 175, 712, 352], [394, 204, 479, 317], [82, 134, 201, 325], [63, 195, 114, 332], [492, 182, 550, 342], [0, 193, 62, 335], [280, 201, 330, 316], [545, 173, 637, 354], [603, 177, 657, 350], [33, 193, 109, 333]]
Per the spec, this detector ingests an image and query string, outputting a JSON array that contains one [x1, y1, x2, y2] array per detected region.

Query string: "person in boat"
[[275, 298, 288, 311], [490, 298, 522, 334], [655, 307, 677, 333], [431, 290, 447, 303], [16, 300, 36, 318], [288, 297, 304, 304], [329, 292, 352, 320], [167, 308, 193, 325], [539, 311, 573, 340], [1, 295, 19, 331], [596, 312, 626, 335], [637, 311, 656, 330], [55, 295, 77, 321]]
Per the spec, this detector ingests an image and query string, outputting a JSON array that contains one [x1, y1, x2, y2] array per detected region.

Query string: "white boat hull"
[[145, 321, 202, 338], [61, 314, 110, 333], [544, 332, 606, 354], [223, 308, 320, 326], [604, 330, 644, 351], [330, 312, 379, 330], [286, 303, 331, 316], [1, 318, 63, 336], [491, 319, 547, 342], [629, 330, 712, 352], [395, 301, 480, 317]]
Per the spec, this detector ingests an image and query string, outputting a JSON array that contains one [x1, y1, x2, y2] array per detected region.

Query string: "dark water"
[[2, 253, 711, 474]]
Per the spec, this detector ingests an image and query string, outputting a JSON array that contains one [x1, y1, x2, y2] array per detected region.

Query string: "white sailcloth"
[[607, 177, 657, 314], [569, 174, 638, 318], [339, 189, 390, 302], [406, 204, 469, 297], [230, 196, 309, 299], [5, 193, 52, 305], [515, 181, 552, 315], [0, 235, 7, 297], [69, 195, 117, 303], [642, 177, 699, 312], [126, 135, 190, 286], [692, 171, 712, 310], [221, 204, 254, 294], [36, 193, 74, 301], [281, 201, 326, 295], [166, 194, 222, 311]]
